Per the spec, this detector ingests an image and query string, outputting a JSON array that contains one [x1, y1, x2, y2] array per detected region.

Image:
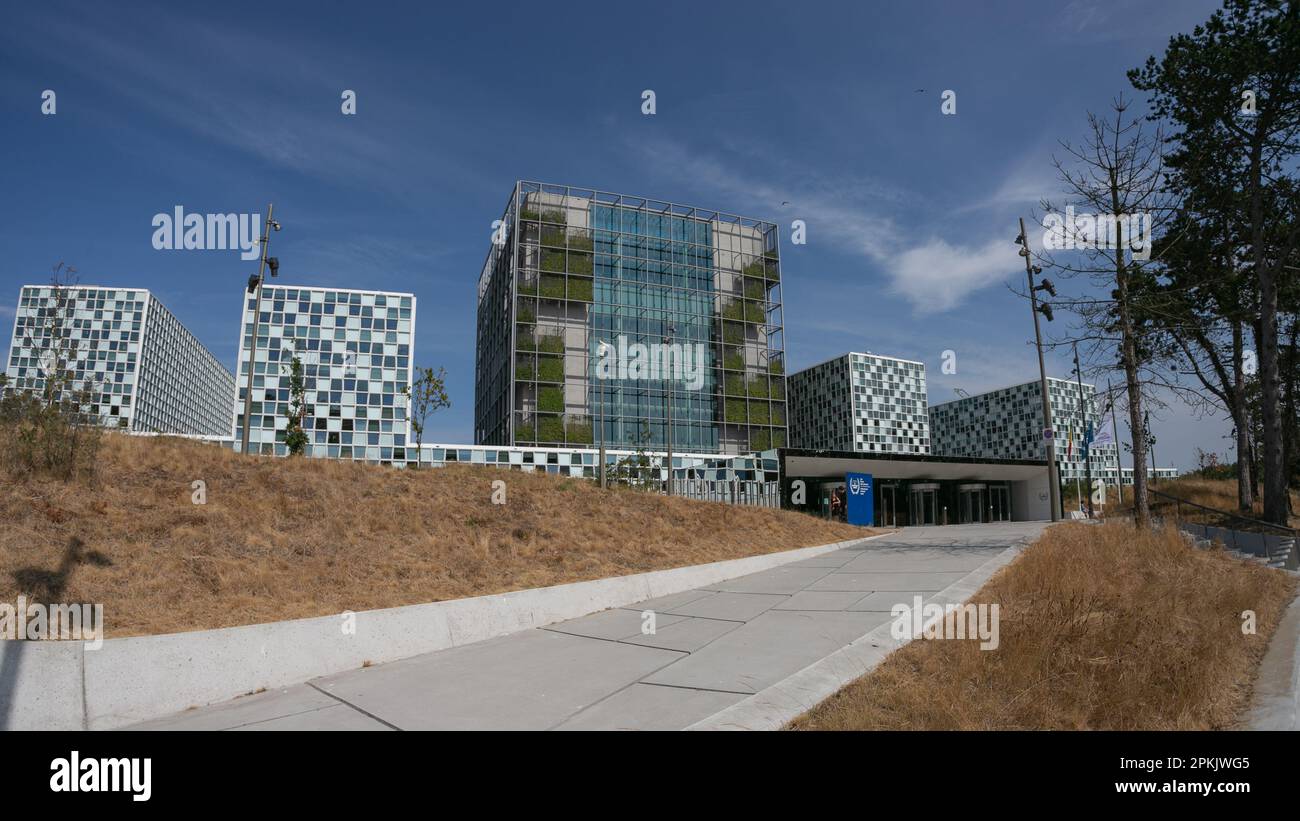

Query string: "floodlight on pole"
[[239, 204, 281, 456]]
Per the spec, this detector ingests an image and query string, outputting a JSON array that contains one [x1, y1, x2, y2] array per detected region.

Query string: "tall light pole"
[[596, 338, 610, 489], [662, 323, 676, 496], [1018, 218, 1060, 522], [1073, 341, 1095, 518], [239, 204, 281, 455]]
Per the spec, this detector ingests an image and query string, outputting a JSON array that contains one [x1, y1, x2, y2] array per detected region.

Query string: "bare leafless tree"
[[1031, 98, 1183, 528]]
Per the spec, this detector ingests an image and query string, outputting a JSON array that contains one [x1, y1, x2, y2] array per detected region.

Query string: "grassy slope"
[[1106, 476, 1300, 529], [791, 522, 1295, 730], [0, 433, 867, 637]]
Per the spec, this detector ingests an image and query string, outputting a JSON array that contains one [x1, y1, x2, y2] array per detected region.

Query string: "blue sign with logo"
[[845, 472, 874, 526]]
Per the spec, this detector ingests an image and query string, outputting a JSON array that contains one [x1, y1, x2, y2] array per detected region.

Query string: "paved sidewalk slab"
[[775, 591, 869, 611], [229, 703, 392, 731], [664, 591, 788, 621], [837, 551, 1000, 574], [554, 684, 745, 731], [621, 617, 740, 652], [131, 522, 1050, 731], [808, 570, 969, 592], [126, 685, 352, 731], [706, 566, 835, 595], [782, 552, 860, 569], [642, 610, 893, 694], [314, 629, 683, 731], [1248, 590, 1300, 730], [544, 608, 688, 641], [850, 591, 930, 611]]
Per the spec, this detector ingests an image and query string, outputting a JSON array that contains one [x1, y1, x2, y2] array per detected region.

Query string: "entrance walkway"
[[129, 522, 1049, 731]]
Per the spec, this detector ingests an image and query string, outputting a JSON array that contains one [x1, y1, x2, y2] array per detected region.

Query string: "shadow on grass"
[[1, 536, 112, 729]]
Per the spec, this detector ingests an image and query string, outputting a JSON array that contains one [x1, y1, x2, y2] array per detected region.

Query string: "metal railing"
[[1149, 488, 1298, 567], [671, 479, 781, 508]]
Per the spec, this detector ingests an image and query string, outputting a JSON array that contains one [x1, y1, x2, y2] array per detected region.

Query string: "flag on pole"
[[1067, 424, 1074, 460]]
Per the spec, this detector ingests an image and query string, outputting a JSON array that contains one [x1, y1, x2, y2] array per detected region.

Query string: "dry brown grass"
[[0, 433, 868, 638], [790, 521, 1296, 730], [1107, 476, 1300, 529]]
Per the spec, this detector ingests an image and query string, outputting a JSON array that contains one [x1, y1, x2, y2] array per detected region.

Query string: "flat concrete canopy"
[[129, 522, 1048, 731], [782, 449, 1048, 483]]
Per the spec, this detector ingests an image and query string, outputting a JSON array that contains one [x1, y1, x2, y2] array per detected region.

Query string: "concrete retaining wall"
[[1, 533, 883, 730]]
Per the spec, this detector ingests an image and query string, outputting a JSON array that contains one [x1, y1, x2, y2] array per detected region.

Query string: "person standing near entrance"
[[831, 486, 846, 522]]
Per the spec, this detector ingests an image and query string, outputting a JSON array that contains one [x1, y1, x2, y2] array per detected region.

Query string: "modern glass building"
[[928, 377, 1127, 485], [4, 284, 234, 435], [475, 181, 787, 455], [233, 285, 416, 459], [788, 352, 930, 454]]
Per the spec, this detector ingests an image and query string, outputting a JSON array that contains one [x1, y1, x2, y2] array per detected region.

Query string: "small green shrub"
[[566, 418, 593, 444], [538, 414, 565, 441], [725, 399, 747, 423], [537, 357, 563, 382], [568, 253, 593, 275], [540, 274, 566, 298], [539, 386, 563, 413], [567, 277, 593, 301]]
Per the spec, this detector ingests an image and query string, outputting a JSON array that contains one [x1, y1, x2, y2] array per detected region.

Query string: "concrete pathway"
[[1247, 586, 1300, 730], [129, 522, 1048, 731]]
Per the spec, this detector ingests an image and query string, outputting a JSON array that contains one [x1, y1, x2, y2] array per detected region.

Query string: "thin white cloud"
[[631, 135, 1016, 315], [889, 237, 1012, 315]]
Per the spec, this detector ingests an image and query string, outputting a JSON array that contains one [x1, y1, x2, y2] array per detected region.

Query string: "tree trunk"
[[1250, 135, 1288, 526], [1111, 172, 1149, 527], [1284, 314, 1299, 516], [1233, 319, 1253, 511], [1115, 265, 1148, 526]]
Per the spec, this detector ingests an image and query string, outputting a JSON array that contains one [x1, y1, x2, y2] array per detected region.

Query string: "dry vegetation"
[[1104, 476, 1300, 530], [791, 521, 1296, 730], [0, 433, 868, 637]]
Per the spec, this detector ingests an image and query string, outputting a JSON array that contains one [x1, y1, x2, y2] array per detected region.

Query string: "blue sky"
[[0, 0, 1230, 469]]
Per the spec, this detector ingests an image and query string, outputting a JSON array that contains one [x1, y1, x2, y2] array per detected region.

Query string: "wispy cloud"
[[7, 8, 489, 200], [630, 134, 1022, 315]]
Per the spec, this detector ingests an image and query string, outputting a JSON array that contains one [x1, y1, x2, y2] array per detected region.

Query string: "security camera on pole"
[[1017, 218, 1060, 522], [240, 204, 282, 456]]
